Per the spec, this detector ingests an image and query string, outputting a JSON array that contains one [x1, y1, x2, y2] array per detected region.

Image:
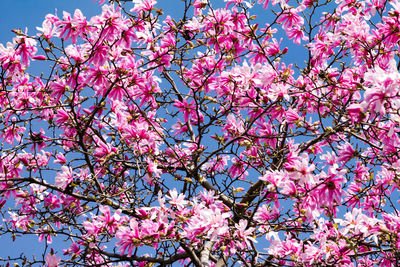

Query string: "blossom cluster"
[[0, 0, 400, 265]]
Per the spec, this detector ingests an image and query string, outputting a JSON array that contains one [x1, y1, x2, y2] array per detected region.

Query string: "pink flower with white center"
[[90, 44, 108, 67], [63, 242, 82, 256], [98, 205, 122, 234], [57, 9, 88, 44], [146, 158, 162, 178], [277, 9, 304, 30], [286, 26, 308, 45], [54, 109, 71, 126], [172, 120, 188, 137], [7, 212, 30, 231], [234, 219, 256, 246], [337, 142, 355, 164], [320, 151, 337, 166], [347, 103, 364, 122], [138, 75, 163, 109], [94, 136, 117, 159], [254, 204, 273, 223], [173, 99, 195, 123], [362, 60, 400, 116], [54, 153, 66, 165], [83, 219, 102, 236], [335, 208, 371, 236], [285, 108, 300, 123], [285, 153, 317, 185], [45, 253, 61, 267], [222, 113, 245, 136], [1, 125, 25, 145], [131, 0, 157, 14], [15, 34, 38, 67], [199, 189, 216, 205], [167, 189, 187, 210], [64, 44, 88, 63], [229, 156, 249, 180], [37, 14, 59, 39], [259, 170, 286, 188], [267, 82, 290, 102], [55, 166, 74, 190], [201, 155, 230, 175], [49, 76, 67, 103], [186, 206, 230, 241], [116, 219, 141, 256], [316, 171, 345, 207], [44, 193, 62, 210], [92, 5, 128, 42]]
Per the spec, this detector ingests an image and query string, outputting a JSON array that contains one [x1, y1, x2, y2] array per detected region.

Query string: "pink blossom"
[[14, 35, 37, 67], [49, 77, 67, 103], [347, 103, 364, 122], [116, 219, 141, 256], [234, 219, 256, 246], [277, 9, 304, 30], [171, 120, 188, 137], [285, 108, 300, 123], [285, 153, 317, 185], [1, 0, 400, 265], [64, 44, 88, 63], [337, 142, 355, 164], [173, 99, 195, 123], [90, 44, 108, 67], [57, 9, 88, 44], [53, 153, 66, 165], [44, 193, 62, 210], [167, 189, 188, 210], [286, 26, 308, 44], [335, 208, 375, 236], [258, 0, 270, 9], [36, 14, 59, 39], [1, 125, 25, 144], [316, 171, 345, 207], [229, 156, 249, 180], [222, 114, 245, 136], [63, 242, 83, 256], [45, 253, 61, 267], [131, 0, 157, 14], [94, 137, 117, 159], [54, 166, 74, 190]]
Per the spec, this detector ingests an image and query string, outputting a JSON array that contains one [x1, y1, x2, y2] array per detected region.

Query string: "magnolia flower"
[[54, 166, 74, 190], [45, 253, 61, 267]]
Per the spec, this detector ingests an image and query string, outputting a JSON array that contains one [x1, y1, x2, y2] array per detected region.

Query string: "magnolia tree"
[[1, 0, 400, 265]]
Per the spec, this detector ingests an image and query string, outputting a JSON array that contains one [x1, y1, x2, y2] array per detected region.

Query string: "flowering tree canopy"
[[1, 0, 400, 265]]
